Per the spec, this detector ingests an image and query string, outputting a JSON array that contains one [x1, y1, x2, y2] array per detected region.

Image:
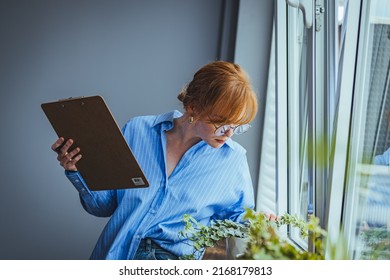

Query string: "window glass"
[[343, 0, 390, 260], [286, 5, 310, 249]]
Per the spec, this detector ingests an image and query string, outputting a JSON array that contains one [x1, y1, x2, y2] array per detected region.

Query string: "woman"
[[51, 61, 258, 260]]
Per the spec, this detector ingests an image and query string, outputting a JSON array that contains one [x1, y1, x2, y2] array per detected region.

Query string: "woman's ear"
[[185, 104, 197, 116], [185, 104, 200, 123]]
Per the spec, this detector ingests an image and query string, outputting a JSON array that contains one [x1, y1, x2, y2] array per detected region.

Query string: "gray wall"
[[235, 0, 274, 198], [0, 0, 274, 259]]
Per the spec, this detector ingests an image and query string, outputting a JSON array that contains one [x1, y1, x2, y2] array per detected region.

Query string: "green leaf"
[[178, 210, 328, 260]]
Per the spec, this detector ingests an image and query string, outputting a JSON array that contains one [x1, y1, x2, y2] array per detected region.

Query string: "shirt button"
[[136, 235, 141, 240], [150, 209, 156, 214], [75, 179, 80, 183]]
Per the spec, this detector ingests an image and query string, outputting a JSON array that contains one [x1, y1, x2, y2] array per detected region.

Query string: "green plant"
[[242, 209, 326, 260], [178, 214, 249, 260], [178, 209, 327, 260], [359, 227, 390, 259]]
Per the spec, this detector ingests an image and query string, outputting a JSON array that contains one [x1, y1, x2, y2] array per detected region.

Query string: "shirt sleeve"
[[65, 170, 117, 217], [374, 147, 390, 165]]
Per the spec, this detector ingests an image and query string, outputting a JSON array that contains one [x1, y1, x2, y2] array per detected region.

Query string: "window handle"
[[286, 0, 313, 29]]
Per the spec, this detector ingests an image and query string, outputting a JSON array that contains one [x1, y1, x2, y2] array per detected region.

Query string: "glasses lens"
[[214, 124, 251, 136], [234, 124, 251, 135], [215, 125, 229, 136]]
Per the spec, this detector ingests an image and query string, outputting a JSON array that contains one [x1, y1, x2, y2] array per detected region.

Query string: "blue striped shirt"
[[368, 149, 390, 207], [374, 147, 390, 166], [363, 148, 390, 226], [65, 110, 254, 259]]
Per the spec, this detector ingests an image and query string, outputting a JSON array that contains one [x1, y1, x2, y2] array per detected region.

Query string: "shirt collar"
[[152, 110, 183, 130], [152, 110, 234, 149]]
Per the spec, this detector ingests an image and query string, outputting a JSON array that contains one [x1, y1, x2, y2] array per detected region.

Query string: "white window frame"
[[326, 0, 362, 257]]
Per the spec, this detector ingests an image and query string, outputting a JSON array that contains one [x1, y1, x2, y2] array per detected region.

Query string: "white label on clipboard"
[[132, 177, 146, 186]]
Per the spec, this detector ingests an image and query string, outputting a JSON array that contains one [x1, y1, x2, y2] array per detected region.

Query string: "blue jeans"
[[133, 238, 179, 260]]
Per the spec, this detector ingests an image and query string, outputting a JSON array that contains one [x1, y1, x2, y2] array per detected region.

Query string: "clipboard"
[[41, 95, 149, 191]]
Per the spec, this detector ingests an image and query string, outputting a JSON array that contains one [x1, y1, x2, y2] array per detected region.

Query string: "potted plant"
[[178, 208, 327, 260]]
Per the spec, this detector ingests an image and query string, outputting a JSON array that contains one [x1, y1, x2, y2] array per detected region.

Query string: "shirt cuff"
[[64, 170, 91, 194]]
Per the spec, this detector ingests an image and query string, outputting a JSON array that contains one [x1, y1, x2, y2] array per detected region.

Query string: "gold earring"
[[188, 116, 194, 124]]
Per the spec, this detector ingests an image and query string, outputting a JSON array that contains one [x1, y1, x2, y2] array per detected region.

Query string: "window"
[[286, 3, 312, 249], [259, 0, 390, 259], [331, 0, 390, 259], [258, 0, 332, 250]]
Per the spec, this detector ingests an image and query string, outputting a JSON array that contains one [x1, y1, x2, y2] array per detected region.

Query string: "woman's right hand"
[[51, 137, 82, 171]]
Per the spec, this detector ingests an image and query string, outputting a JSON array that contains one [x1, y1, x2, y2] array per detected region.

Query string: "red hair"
[[178, 61, 258, 125]]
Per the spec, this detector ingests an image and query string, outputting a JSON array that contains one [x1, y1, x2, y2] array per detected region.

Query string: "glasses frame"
[[197, 106, 251, 136], [211, 123, 251, 136]]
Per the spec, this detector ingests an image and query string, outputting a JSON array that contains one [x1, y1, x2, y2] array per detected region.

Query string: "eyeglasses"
[[199, 107, 251, 136], [212, 123, 251, 136]]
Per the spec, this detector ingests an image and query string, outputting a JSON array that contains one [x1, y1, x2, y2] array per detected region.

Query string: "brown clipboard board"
[[41, 95, 149, 191]]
